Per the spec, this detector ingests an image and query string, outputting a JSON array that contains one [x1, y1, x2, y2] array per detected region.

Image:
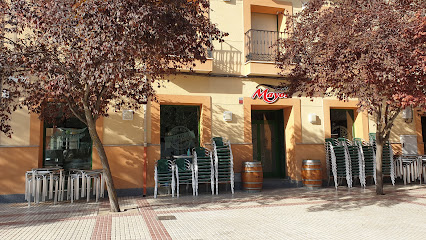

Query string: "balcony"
[[244, 29, 285, 76], [245, 29, 284, 62]]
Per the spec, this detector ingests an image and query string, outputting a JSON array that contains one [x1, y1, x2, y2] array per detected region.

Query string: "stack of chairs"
[[192, 147, 214, 195], [369, 134, 395, 185], [354, 138, 375, 186], [325, 138, 352, 188], [212, 137, 234, 195], [339, 138, 363, 187], [154, 159, 175, 198], [325, 135, 396, 188]]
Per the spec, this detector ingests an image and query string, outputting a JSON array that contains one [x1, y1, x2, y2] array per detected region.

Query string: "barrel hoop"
[[302, 179, 322, 181], [243, 162, 262, 166], [302, 168, 321, 170], [244, 187, 262, 190], [302, 160, 321, 163], [243, 182, 263, 184], [243, 170, 263, 173]]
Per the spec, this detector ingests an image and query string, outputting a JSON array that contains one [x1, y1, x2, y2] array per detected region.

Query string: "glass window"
[[160, 105, 200, 158], [43, 117, 92, 170]]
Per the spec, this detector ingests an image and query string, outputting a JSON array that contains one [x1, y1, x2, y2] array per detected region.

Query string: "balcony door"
[[248, 13, 279, 61]]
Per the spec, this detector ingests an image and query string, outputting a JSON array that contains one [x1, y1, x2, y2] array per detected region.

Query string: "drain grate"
[[157, 215, 177, 220]]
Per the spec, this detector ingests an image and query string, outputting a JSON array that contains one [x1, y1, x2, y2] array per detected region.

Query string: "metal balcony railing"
[[245, 29, 285, 62]]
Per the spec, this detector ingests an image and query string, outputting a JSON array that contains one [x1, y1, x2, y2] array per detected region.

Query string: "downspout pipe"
[[143, 102, 148, 197]]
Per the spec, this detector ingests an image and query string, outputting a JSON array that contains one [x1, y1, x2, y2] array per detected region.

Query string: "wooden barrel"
[[302, 160, 322, 189], [242, 161, 263, 192]]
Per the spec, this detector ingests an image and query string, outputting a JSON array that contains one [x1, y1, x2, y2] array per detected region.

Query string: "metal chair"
[[175, 157, 196, 197], [192, 147, 214, 195], [212, 137, 234, 194], [154, 159, 175, 198]]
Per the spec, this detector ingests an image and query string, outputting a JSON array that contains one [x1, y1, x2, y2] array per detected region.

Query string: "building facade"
[[1, 0, 425, 200]]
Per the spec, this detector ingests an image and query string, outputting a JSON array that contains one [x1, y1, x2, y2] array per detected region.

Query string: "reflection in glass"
[[44, 118, 92, 170]]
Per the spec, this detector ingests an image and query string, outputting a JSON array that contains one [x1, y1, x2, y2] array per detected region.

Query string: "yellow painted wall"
[[300, 98, 324, 144], [210, 0, 245, 75], [103, 109, 145, 145], [0, 108, 31, 146], [389, 114, 417, 143]]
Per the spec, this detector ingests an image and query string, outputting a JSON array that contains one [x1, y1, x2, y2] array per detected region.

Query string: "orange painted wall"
[[92, 146, 145, 190], [294, 144, 327, 181], [231, 144, 254, 173], [0, 147, 39, 195]]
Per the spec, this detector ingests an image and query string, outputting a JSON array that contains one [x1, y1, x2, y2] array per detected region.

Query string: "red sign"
[[251, 88, 288, 104]]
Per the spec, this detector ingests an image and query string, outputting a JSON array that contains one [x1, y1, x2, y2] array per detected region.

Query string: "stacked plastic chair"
[[212, 137, 234, 194], [355, 138, 376, 185], [192, 147, 214, 195], [175, 157, 196, 197], [369, 134, 395, 185], [154, 159, 175, 198], [338, 138, 364, 187], [326, 135, 397, 189], [325, 138, 352, 188]]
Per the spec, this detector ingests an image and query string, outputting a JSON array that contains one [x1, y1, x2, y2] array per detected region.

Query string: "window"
[[330, 109, 355, 139], [160, 105, 200, 158], [43, 117, 92, 170]]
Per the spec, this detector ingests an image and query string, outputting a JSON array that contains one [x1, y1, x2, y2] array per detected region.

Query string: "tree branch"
[[65, 96, 87, 125]]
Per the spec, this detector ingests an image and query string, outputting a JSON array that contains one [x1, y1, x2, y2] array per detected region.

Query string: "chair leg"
[[70, 178, 74, 204], [54, 179, 58, 205], [42, 175, 47, 202], [67, 175, 71, 200], [49, 173, 54, 199], [100, 173, 105, 198], [76, 177, 80, 200], [87, 176, 91, 202], [96, 177, 100, 202], [81, 174, 86, 198]]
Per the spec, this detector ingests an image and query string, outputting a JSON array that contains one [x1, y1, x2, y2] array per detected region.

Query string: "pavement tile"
[[0, 185, 425, 240]]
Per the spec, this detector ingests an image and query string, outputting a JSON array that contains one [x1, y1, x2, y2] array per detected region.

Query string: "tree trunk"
[[83, 104, 120, 212], [375, 133, 385, 195]]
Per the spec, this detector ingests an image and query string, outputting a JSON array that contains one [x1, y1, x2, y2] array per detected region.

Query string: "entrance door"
[[251, 110, 285, 178]]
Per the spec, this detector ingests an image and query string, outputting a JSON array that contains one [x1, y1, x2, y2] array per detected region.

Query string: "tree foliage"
[[3, 0, 226, 211], [0, 0, 26, 137], [277, 0, 425, 194]]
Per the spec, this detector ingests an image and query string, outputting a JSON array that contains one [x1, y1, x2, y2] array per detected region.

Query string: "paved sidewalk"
[[0, 185, 425, 240]]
